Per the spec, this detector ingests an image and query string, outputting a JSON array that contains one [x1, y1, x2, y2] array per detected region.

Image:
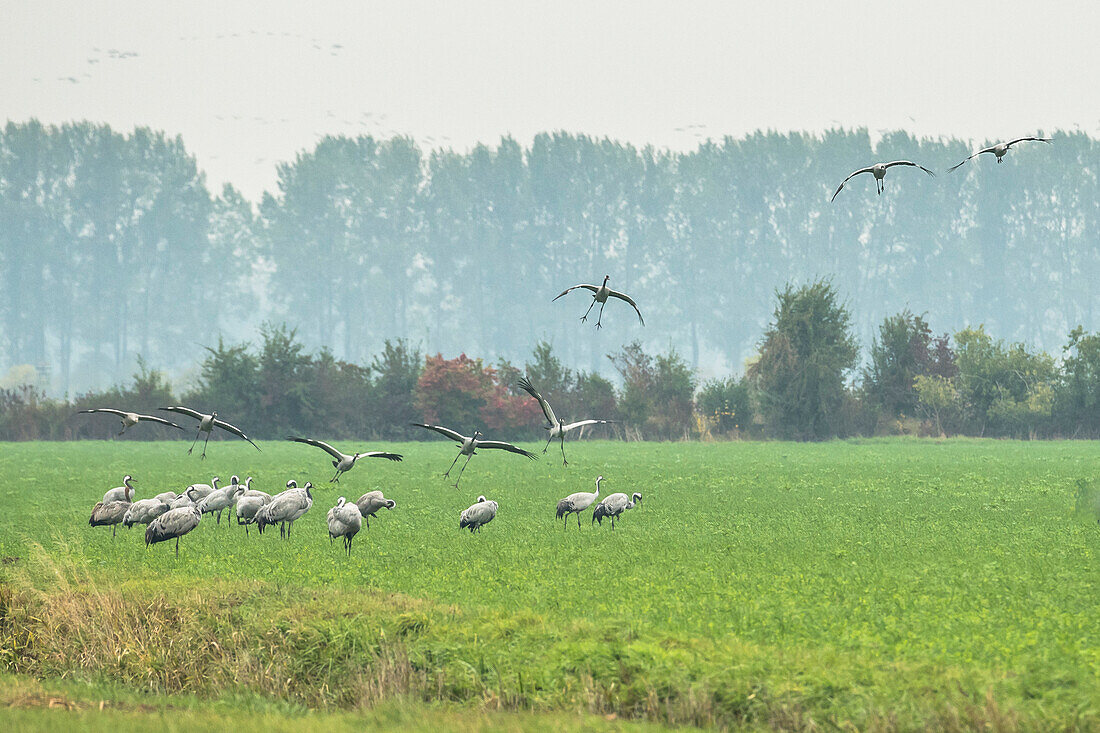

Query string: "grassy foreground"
[[1, 438, 1098, 730]]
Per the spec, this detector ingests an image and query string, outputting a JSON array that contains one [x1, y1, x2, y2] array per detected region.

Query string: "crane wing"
[[159, 405, 205, 421], [78, 408, 127, 417], [213, 419, 261, 451], [830, 166, 875, 201], [1005, 136, 1051, 148], [607, 290, 645, 325], [884, 160, 936, 178], [552, 284, 598, 301], [518, 376, 556, 425], [946, 149, 994, 173], [288, 436, 343, 459], [476, 440, 538, 459], [137, 414, 186, 430], [562, 419, 615, 431], [361, 451, 403, 462], [413, 423, 468, 443]]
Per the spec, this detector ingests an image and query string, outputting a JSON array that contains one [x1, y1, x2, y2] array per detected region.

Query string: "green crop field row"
[[2, 439, 1098, 730]]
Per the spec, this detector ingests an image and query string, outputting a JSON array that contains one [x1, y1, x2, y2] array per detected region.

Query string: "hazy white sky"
[[3, 0, 1099, 199]]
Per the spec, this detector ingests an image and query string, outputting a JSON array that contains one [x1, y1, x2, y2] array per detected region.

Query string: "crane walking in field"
[[355, 490, 396, 528], [556, 475, 604, 529], [460, 495, 498, 533], [288, 436, 403, 482], [592, 492, 642, 528], [327, 497, 363, 555], [256, 482, 313, 539], [102, 475, 137, 503], [413, 423, 537, 487], [519, 376, 614, 465], [946, 137, 1052, 172], [553, 275, 645, 329], [145, 505, 202, 558], [831, 160, 935, 201], [159, 406, 260, 459], [78, 408, 185, 436], [89, 483, 134, 538]]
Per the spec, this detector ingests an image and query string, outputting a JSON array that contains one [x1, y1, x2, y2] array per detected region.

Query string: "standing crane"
[[355, 490, 396, 528], [413, 423, 537, 487], [556, 476, 604, 529], [102, 475, 137, 503], [592, 492, 642, 528], [89, 483, 133, 538], [288, 436, 402, 482], [553, 275, 645, 329], [519, 376, 614, 465], [159, 406, 260, 459], [145, 506, 202, 558], [255, 482, 313, 539], [123, 498, 170, 528], [459, 495, 498, 533], [326, 497, 363, 555], [78, 408, 185, 436]]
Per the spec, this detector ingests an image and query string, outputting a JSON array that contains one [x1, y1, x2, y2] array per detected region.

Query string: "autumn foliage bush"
[[414, 354, 539, 433]]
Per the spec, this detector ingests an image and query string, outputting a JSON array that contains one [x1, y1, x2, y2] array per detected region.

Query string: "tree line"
[[2, 120, 1099, 399], [2, 281, 1097, 441]]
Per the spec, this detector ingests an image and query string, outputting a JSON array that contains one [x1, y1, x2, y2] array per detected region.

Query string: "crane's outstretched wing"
[[79, 408, 127, 417], [288, 436, 343, 459], [360, 451, 403, 461], [160, 405, 205, 421], [562, 419, 616, 432], [946, 148, 995, 173], [137, 414, 185, 430], [213, 419, 261, 451], [413, 423, 468, 443], [608, 290, 645, 325], [552, 284, 599, 301], [1005, 136, 1051, 148], [518, 376, 557, 425], [884, 160, 936, 178], [476, 440, 538, 459], [830, 167, 875, 201]]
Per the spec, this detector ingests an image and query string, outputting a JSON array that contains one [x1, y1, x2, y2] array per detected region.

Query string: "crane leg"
[[452, 454, 473, 488], [330, 468, 341, 483], [580, 297, 596, 323], [595, 301, 607, 329], [560, 437, 568, 466], [543, 436, 552, 453], [187, 428, 202, 454], [112, 524, 117, 538], [175, 537, 180, 558], [443, 451, 463, 478], [200, 431, 212, 460]]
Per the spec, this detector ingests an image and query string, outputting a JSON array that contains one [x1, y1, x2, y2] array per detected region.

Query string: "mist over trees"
[[1, 119, 1099, 401]]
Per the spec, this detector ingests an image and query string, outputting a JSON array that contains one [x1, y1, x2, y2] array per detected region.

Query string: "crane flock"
[[78, 134, 1050, 555]]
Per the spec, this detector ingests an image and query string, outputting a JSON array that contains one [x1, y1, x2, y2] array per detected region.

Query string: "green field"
[[2, 439, 1098, 731]]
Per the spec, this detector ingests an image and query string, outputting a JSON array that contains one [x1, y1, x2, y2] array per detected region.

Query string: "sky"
[[3, 0, 1100, 200]]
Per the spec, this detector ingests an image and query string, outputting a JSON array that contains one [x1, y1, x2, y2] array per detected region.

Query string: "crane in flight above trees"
[[831, 161, 935, 201], [946, 137, 1051, 172], [553, 275, 644, 329], [518, 376, 614, 465], [413, 423, 537, 487], [159, 406, 260, 459]]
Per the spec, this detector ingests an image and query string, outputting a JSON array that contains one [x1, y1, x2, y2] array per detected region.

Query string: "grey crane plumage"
[[288, 436, 402, 482], [159, 406, 260, 459], [89, 482, 133, 538], [355, 490, 396, 528], [255, 482, 313, 538], [78, 408, 185, 436], [169, 493, 195, 509], [556, 475, 603, 529], [123, 498, 170, 527], [553, 275, 645, 329], [946, 137, 1052, 172], [413, 423, 537, 487], [145, 505, 202, 558], [152, 491, 178, 503], [519, 376, 614, 465], [197, 483, 242, 526], [327, 496, 363, 555], [235, 479, 271, 535], [592, 491, 642, 528], [102, 475, 137, 503], [831, 160, 935, 201], [184, 476, 220, 502], [459, 495, 498, 533]]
